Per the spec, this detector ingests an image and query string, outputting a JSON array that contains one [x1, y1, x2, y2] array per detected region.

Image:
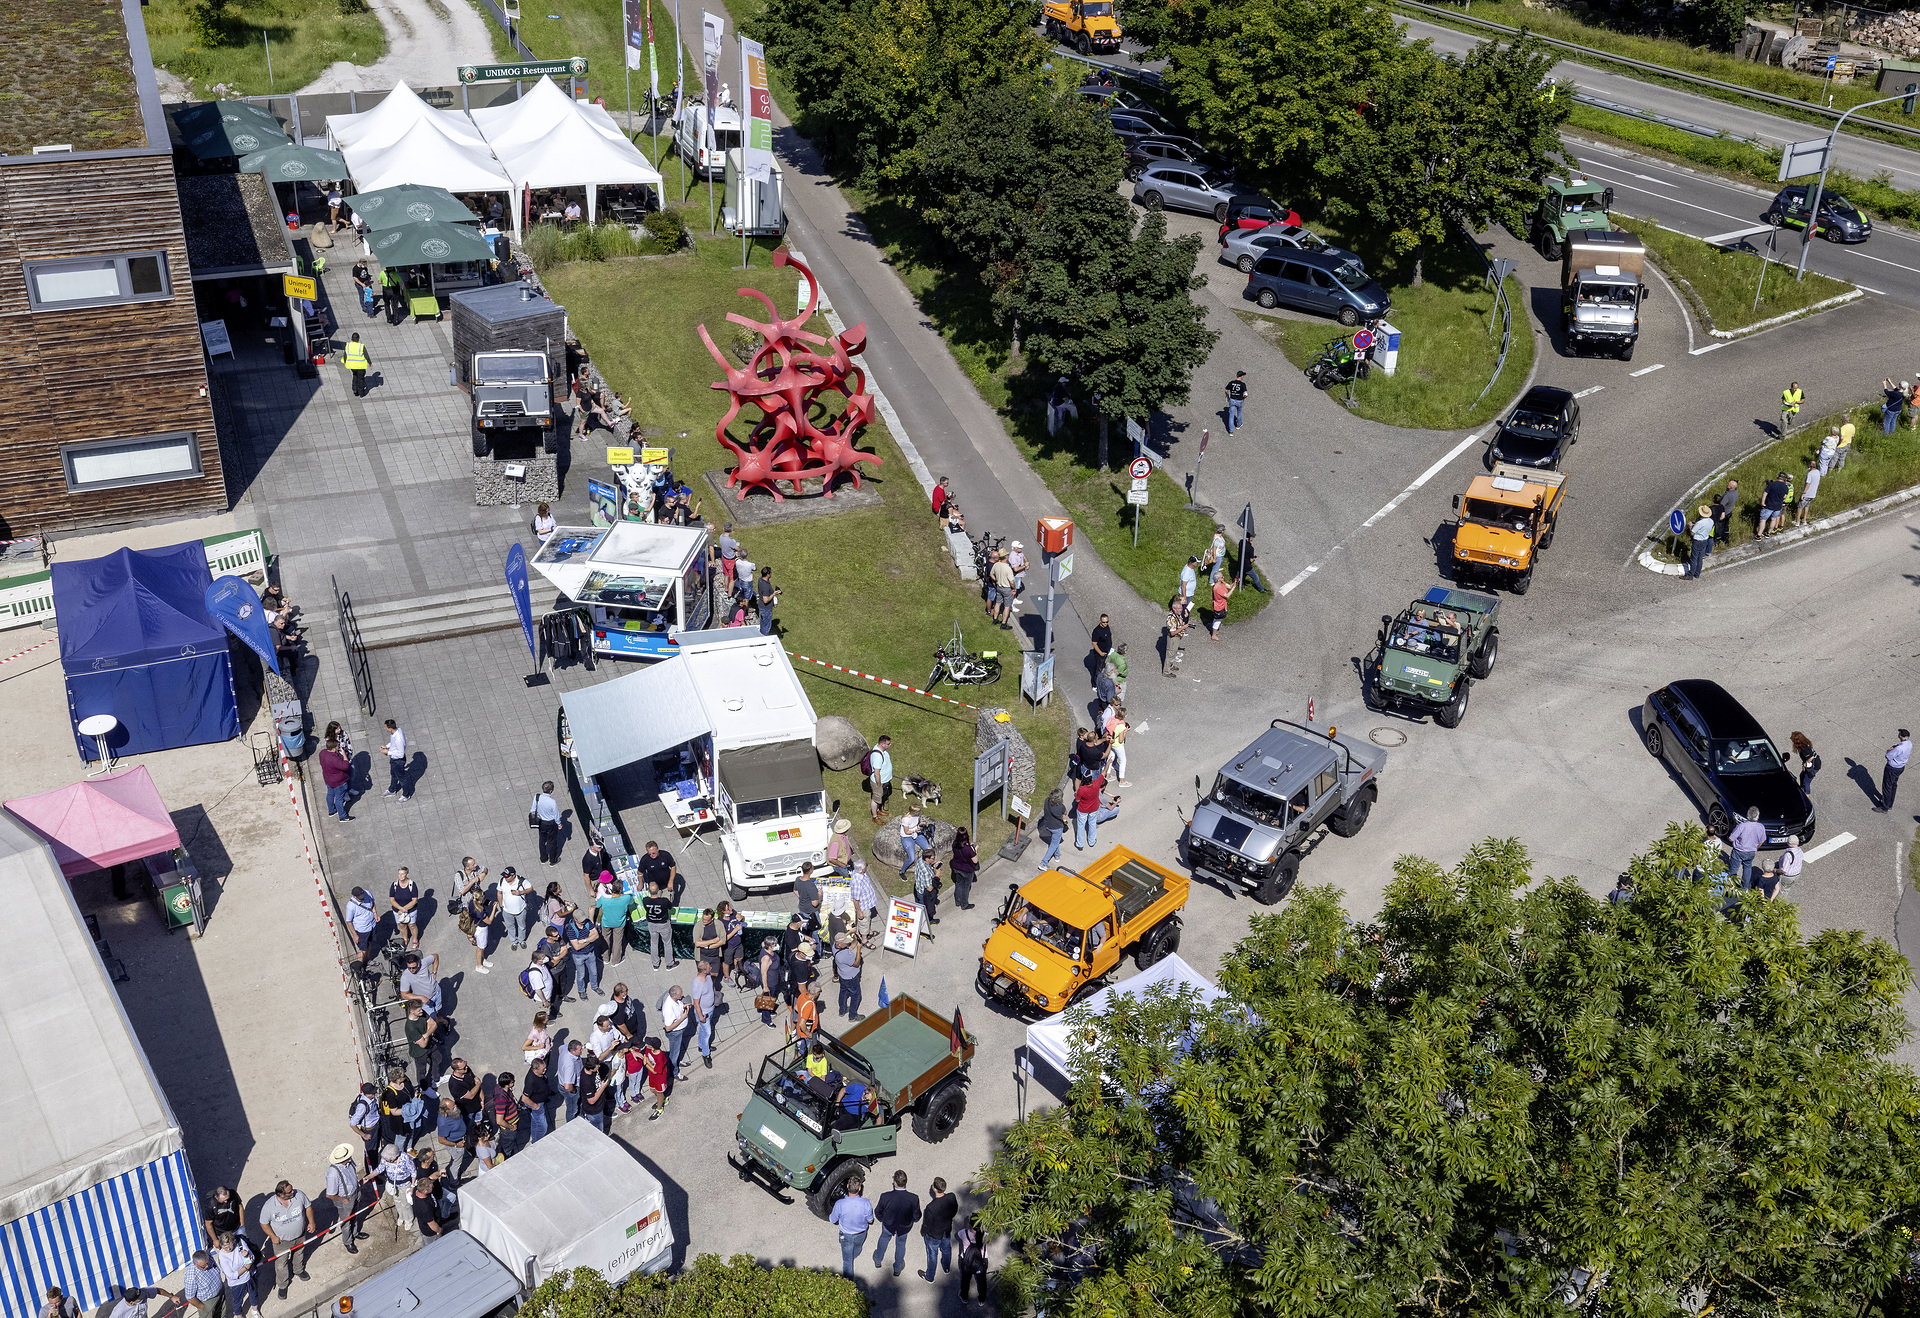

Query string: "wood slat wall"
[[0, 153, 224, 539]]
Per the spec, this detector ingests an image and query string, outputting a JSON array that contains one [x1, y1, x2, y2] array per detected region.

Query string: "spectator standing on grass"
[[1047, 377, 1078, 435], [868, 735, 894, 822], [1714, 479, 1738, 548], [1838, 421, 1855, 469], [533, 781, 562, 865], [1796, 460, 1822, 527], [921, 1178, 960, 1282], [260, 1181, 315, 1299], [382, 719, 407, 798], [321, 738, 353, 820], [1757, 471, 1789, 537], [325, 1144, 364, 1255], [1820, 429, 1839, 474], [756, 565, 782, 636], [1884, 379, 1907, 434], [1685, 504, 1714, 580], [213, 1235, 259, 1318], [872, 1170, 922, 1276], [830, 1176, 875, 1278]]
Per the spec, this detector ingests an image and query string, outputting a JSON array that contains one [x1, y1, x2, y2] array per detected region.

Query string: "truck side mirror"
[[1601, 188, 1614, 211], [1639, 285, 1649, 303], [1452, 494, 1461, 511], [1194, 774, 1204, 799]]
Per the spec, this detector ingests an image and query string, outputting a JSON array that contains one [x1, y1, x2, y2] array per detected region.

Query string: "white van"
[[676, 104, 743, 179]]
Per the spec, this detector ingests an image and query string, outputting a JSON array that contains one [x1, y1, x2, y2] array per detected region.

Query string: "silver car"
[[1132, 163, 1235, 222], [1218, 224, 1361, 274]]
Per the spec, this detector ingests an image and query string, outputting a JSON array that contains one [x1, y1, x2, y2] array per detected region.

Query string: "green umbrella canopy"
[[173, 100, 291, 160], [347, 184, 481, 230], [237, 142, 348, 183], [368, 220, 495, 267]]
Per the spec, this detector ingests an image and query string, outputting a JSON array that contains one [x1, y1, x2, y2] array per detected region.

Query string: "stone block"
[[814, 715, 866, 772], [473, 457, 559, 506]]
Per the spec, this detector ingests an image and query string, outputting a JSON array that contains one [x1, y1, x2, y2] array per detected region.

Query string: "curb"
[[785, 245, 973, 581], [1662, 479, 1920, 576]]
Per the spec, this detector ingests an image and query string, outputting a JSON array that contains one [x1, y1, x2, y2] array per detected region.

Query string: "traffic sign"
[[1352, 327, 1374, 352], [1129, 457, 1152, 480], [1237, 502, 1256, 537], [1127, 488, 1149, 505], [1130, 475, 1148, 493], [1051, 551, 1074, 584], [282, 274, 316, 301], [1780, 136, 1830, 182], [1669, 509, 1687, 536]]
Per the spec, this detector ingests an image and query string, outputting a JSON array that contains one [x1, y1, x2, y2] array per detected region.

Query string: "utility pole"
[[1796, 88, 1917, 280]]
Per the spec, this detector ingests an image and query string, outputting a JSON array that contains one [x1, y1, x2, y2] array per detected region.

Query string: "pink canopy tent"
[[4, 766, 183, 877]]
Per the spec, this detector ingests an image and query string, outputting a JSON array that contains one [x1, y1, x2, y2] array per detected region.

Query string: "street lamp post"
[[1796, 88, 1917, 280]]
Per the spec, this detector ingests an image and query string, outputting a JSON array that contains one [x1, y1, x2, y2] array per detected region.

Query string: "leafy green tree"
[[1693, 0, 1751, 52], [980, 826, 1920, 1316], [1332, 35, 1569, 286], [521, 1255, 866, 1318]]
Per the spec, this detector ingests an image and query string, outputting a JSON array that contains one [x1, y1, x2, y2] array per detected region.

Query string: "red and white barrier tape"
[[1, 637, 56, 666], [279, 741, 368, 1084], [0, 536, 42, 546], [786, 650, 981, 710]]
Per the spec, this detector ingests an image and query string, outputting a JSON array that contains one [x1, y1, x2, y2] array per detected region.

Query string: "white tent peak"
[[327, 81, 487, 152]]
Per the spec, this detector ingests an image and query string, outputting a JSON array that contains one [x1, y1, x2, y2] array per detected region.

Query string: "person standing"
[[521, 1053, 557, 1142], [756, 565, 782, 636], [325, 1145, 364, 1255], [717, 523, 740, 592], [502, 866, 535, 950], [849, 861, 881, 946], [1796, 461, 1821, 527], [830, 1176, 875, 1277], [930, 476, 950, 519], [382, 719, 407, 798], [1884, 378, 1907, 435], [566, 907, 605, 998], [201, 1184, 242, 1246], [580, 837, 611, 892], [532, 780, 562, 865], [348, 1082, 382, 1169], [556, 1038, 586, 1123], [1105, 706, 1131, 787], [949, 828, 977, 909], [868, 734, 894, 822], [871, 1170, 923, 1276], [344, 333, 371, 397], [398, 950, 442, 1017], [492, 1072, 524, 1158], [691, 960, 717, 1070], [1047, 377, 1078, 435], [1754, 835, 1803, 898], [1037, 794, 1067, 869], [956, 1214, 990, 1301], [637, 838, 680, 902], [920, 1178, 960, 1282], [1726, 807, 1766, 887], [833, 932, 864, 1019], [1224, 370, 1247, 434], [161, 1253, 224, 1316], [260, 1181, 316, 1299], [344, 887, 379, 967], [1209, 574, 1236, 639], [1713, 479, 1738, 549], [1780, 380, 1802, 435], [1878, 729, 1913, 812], [641, 878, 677, 969], [988, 550, 1015, 629], [389, 866, 421, 950], [466, 883, 499, 973], [597, 877, 636, 965], [1007, 540, 1028, 607], [1791, 731, 1820, 794], [1757, 471, 1789, 537], [1837, 420, 1855, 469], [757, 936, 786, 1027], [321, 737, 353, 820], [1685, 504, 1715, 579], [327, 185, 346, 231], [913, 850, 941, 936], [659, 984, 694, 1080], [1088, 613, 1114, 691], [212, 1234, 259, 1318], [404, 1002, 445, 1083], [638, 1037, 673, 1119], [1819, 429, 1840, 474], [1110, 641, 1128, 701]]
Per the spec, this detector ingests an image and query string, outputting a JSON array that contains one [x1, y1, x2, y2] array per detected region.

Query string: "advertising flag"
[[739, 34, 772, 183], [674, 0, 685, 112], [701, 9, 724, 152], [623, 0, 643, 71], [204, 575, 280, 678], [505, 543, 536, 664], [646, 0, 658, 100]]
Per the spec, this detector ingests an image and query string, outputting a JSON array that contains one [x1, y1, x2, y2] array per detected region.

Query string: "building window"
[[24, 252, 172, 311], [60, 432, 202, 493]]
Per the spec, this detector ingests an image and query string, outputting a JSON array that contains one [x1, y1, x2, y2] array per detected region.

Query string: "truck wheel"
[[723, 857, 746, 902], [806, 1157, 875, 1220], [1327, 786, 1374, 838], [471, 423, 488, 459], [1468, 628, 1498, 679], [1510, 565, 1533, 595], [1256, 289, 1278, 310], [1435, 679, 1470, 729], [1619, 340, 1635, 362], [911, 1082, 967, 1144], [1075, 32, 1091, 55], [543, 427, 559, 456], [1537, 525, 1554, 552], [1134, 918, 1180, 969], [1253, 852, 1299, 906], [1541, 235, 1562, 261]]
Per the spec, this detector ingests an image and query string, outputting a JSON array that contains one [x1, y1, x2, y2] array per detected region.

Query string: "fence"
[[0, 528, 268, 632], [472, 0, 539, 62], [332, 573, 376, 716], [1468, 227, 1516, 411]]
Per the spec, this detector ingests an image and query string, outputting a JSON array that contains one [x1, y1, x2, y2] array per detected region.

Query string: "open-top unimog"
[[1368, 585, 1500, 728]]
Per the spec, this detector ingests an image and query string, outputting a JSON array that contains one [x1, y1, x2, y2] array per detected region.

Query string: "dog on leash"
[[903, 773, 942, 809]]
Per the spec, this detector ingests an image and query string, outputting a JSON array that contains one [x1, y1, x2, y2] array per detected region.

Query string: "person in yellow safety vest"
[[1780, 382, 1803, 435], [380, 267, 403, 323], [343, 333, 371, 398]]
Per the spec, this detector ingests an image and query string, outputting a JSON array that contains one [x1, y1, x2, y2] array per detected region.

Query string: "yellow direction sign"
[[638, 446, 671, 465], [283, 274, 317, 301], [606, 446, 636, 466]]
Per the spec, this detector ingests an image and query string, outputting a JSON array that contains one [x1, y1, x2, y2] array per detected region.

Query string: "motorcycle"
[[927, 621, 1003, 691], [1305, 334, 1370, 392]]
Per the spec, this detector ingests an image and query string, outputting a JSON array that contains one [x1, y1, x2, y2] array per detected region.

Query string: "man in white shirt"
[[382, 719, 408, 798], [502, 866, 534, 949], [1879, 730, 1914, 812], [1178, 557, 1198, 606], [658, 985, 693, 1081], [588, 1005, 624, 1063], [533, 781, 562, 864], [108, 1288, 149, 1318], [555, 1038, 586, 1122]]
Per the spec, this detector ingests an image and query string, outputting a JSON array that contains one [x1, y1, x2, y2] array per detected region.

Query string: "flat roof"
[[0, 0, 162, 157], [177, 173, 297, 278]]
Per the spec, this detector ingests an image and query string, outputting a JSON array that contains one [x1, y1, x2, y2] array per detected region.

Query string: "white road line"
[[1360, 430, 1487, 530], [1803, 832, 1856, 864], [1572, 385, 1605, 398], [1277, 564, 1319, 596], [1633, 172, 1677, 186], [1853, 250, 1920, 277], [1577, 167, 1755, 228], [1628, 363, 1666, 377], [1688, 342, 1728, 355], [1858, 283, 1889, 295]]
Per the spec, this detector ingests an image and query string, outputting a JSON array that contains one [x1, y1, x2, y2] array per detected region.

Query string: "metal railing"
[[332, 574, 376, 716], [1470, 230, 1515, 410]]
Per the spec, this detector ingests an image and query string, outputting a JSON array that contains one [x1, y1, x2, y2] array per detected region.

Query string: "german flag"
[[950, 1007, 966, 1053]]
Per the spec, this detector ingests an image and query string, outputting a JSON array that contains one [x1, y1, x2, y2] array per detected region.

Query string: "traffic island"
[[1611, 214, 1859, 338], [699, 468, 884, 526]]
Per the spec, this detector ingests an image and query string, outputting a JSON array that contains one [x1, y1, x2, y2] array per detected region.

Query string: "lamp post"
[[1796, 89, 1916, 280]]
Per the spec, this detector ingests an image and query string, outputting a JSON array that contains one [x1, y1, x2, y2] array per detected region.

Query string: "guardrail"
[[332, 574, 376, 716], [1395, 0, 1920, 144], [1470, 229, 1516, 409]]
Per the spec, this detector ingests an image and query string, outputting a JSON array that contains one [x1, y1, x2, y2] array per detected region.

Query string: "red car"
[[1217, 193, 1302, 241]]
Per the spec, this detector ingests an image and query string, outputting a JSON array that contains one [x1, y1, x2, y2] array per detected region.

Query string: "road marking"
[[1803, 832, 1856, 864], [1277, 563, 1319, 596], [1688, 342, 1728, 355], [1854, 282, 1889, 294], [1576, 167, 1755, 228], [1853, 250, 1920, 277], [1572, 385, 1605, 398], [1628, 363, 1666, 377], [1633, 172, 1677, 186], [1359, 430, 1487, 530]]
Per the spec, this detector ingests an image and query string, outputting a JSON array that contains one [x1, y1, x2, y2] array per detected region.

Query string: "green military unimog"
[[730, 995, 975, 1218], [1368, 585, 1499, 729], [1531, 176, 1614, 261]]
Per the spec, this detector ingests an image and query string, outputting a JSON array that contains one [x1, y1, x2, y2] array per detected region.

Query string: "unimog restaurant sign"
[[459, 57, 588, 83]]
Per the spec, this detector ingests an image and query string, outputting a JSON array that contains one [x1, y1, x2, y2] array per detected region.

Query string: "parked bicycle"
[[928, 621, 1004, 691], [970, 531, 1006, 582]]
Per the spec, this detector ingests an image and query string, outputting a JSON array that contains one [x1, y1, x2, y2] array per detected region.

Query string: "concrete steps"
[[341, 583, 522, 651]]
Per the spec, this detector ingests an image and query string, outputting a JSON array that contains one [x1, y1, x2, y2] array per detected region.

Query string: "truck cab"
[[1451, 463, 1566, 595], [1183, 719, 1386, 905], [1043, 0, 1122, 53], [976, 846, 1187, 1016], [1532, 176, 1613, 260], [470, 349, 554, 457], [715, 738, 832, 899]]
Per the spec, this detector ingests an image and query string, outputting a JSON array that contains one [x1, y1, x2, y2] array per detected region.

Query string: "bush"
[[587, 221, 644, 260], [523, 223, 563, 272], [185, 0, 233, 46], [642, 207, 689, 250], [520, 1256, 867, 1318]]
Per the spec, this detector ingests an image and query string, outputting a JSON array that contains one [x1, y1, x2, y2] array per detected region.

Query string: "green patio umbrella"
[[348, 184, 481, 230], [367, 220, 495, 267], [237, 142, 347, 184], [173, 100, 291, 160]]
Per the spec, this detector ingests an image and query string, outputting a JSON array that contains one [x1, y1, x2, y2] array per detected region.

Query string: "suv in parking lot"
[[1218, 193, 1301, 238], [1219, 223, 1359, 274], [1246, 250, 1389, 326], [1126, 136, 1231, 181], [1133, 164, 1236, 221], [1487, 385, 1580, 469], [1641, 679, 1815, 844], [1765, 185, 1872, 243], [1107, 107, 1178, 148]]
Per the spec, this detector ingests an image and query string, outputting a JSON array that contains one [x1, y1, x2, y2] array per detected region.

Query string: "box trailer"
[[721, 148, 786, 238]]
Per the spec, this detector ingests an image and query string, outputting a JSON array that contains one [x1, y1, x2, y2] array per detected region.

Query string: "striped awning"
[[1, 1150, 201, 1318]]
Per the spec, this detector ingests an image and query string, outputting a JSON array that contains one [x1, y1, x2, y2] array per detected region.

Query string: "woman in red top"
[[1209, 576, 1236, 640], [639, 1039, 672, 1120]]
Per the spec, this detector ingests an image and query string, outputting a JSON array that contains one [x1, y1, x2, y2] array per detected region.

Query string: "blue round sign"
[[1669, 509, 1687, 535]]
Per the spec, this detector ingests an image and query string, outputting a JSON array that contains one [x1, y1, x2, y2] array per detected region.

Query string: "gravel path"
[[297, 0, 499, 95]]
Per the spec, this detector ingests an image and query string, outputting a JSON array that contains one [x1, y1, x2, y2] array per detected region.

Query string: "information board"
[[883, 896, 922, 957], [200, 319, 233, 358]]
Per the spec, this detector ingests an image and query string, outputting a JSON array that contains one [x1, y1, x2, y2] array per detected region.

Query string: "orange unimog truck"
[[1449, 462, 1566, 595]]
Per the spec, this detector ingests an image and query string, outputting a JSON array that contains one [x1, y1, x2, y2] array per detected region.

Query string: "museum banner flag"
[[739, 34, 772, 184]]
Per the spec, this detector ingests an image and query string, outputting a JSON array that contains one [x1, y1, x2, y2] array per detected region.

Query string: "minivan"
[[1246, 250, 1390, 326], [676, 104, 743, 179], [1132, 163, 1236, 222]]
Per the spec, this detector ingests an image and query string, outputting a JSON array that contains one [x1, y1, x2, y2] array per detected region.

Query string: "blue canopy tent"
[[53, 545, 240, 761]]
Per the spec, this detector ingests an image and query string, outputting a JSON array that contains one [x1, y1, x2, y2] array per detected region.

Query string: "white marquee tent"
[[470, 78, 663, 229], [339, 116, 513, 204], [326, 81, 488, 152]]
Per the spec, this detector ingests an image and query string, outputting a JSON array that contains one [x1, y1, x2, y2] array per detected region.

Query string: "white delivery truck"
[[329, 1122, 672, 1318], [529, 522, 712, 662], [721, 148, 786, 238]]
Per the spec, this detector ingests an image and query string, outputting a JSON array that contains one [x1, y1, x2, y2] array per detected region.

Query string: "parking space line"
[[1628, 363, 1666, 377], [1803, 832, 1856, 864], [1572, 385, 1605, 398]]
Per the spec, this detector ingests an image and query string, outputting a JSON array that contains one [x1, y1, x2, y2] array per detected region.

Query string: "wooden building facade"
[[0, 0, 224, 541]]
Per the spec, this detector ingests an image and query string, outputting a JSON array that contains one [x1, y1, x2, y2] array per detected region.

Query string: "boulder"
[[870, 817, 959, 869], [975, 706, 1036, 799], [814, 715, 867, 772]]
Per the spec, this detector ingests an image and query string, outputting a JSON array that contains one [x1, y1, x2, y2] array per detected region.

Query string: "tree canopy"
[[521, 1255, 865, 1318], [981, 826, 1920, 1317]]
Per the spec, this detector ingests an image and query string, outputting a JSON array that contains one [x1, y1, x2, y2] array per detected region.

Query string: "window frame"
[[59, 431, 203, 494], [24, 250, 173, 312]]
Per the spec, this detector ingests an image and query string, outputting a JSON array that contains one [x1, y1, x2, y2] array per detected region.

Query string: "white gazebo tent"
[[470, 77, 664, 232], [340, 116, 514, 209], [326, 81, 488, 152]]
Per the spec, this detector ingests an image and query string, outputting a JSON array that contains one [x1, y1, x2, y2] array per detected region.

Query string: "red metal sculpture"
[[699, 249, 881, 501]]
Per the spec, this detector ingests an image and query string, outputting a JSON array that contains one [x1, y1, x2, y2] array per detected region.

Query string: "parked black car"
[[1487, 385, 1580, 469], [1641, 679, 1815, 845], [1764, 185, 1872, 243], [1107, 107, 1178, 149]]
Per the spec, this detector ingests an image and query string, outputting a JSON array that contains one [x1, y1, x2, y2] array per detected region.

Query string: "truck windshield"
[[476, 355, 546, 382], [754, 1057, 833, 1136], [1009, 900, 1085, 960], [1389, 620, 1460, 663], [1081, 2, 1113, 13], [1713, 737, 1785, 775], [1577, 284, 1636, 306], [1211, 775, 1288, 829], [1461, 498, 1533, 533], [737, 792, 824, 825]]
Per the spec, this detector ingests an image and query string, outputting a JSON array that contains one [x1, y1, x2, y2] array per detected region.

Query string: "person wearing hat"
[[1225, 370, 1248, 434], [1685, 503, 1715, 579], [758, 934, 787, 1027], [325, 1144, 365, 1254], [825, 816, 855, 876], [1007, 539, 1028, 605]]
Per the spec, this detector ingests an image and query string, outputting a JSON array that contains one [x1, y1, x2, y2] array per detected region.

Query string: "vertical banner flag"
[[624, 0, 643, 71], [673, 0, 685, 111], [504, 543, 536, 664], [701, 10, 723, 153], [204, 575, 281, 678], [740, 35, 771, 183], [646, 0, 658, 101]]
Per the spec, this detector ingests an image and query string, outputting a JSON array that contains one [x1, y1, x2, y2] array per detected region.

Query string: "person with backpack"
[[347, 1082, 382, 1170], [955, 1214, 990, 1301], [519, 957, 553, 1017], [865, 735, 894, 822]]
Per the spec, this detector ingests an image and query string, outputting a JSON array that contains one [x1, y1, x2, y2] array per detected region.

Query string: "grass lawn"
[[1232, 227, 1535, 432], [542, 236, 1070, 891], [512, 0, 689, 113], [144, 0, 384, 97], [1611, 214, 1854, 333]]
